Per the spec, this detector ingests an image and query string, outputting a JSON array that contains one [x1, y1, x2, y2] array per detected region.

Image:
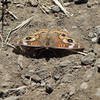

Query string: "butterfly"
[[15, 30, 84, 56]]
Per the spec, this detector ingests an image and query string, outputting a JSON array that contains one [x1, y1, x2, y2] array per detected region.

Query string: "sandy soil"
[[0, 0, 100, 100]]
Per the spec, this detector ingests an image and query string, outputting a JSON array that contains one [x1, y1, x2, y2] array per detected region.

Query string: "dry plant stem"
[[39, 5, 47, 14], [52, 0, 73, 17], [77, 51, 88, 56], [7, 10, 18, 20], [59, 0, 64, 6], [5, 16, 33, 43], [0, 34, 4, 47], [6, 43, 16, 49]]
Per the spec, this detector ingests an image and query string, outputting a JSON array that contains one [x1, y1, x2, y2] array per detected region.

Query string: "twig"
[[52, 0, 73, 17], [5, 16, 33, 43], [77, 51, 88, 56], [39, 5, 47, 14], [6, 42, 16, 49], [0, 34, 4, 47], [7, 10, 18, 20]]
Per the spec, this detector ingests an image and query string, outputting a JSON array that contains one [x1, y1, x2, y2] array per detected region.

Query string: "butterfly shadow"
[[13, 46, 83, 61]]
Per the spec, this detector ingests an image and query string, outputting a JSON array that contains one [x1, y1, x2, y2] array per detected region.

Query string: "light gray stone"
[[95, 88, 100, 96], [87, 2, 92, 8], [31, 75, 41, 83], [81, 52, 96, 65], [59, 60, 71, 67], [80, 82, 88, 89], [51, 5, 60, 13], [4, 96, 19, 100]]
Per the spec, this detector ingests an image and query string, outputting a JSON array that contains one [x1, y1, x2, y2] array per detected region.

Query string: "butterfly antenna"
[[0, 0, 11, 34]]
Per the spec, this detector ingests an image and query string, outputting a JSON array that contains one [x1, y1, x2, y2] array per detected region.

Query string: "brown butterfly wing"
[[18, 30, 48, 48], [49, 30, 84, 50]]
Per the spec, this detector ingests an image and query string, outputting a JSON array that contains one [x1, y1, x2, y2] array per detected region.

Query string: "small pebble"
[[40, 81, 46, 87], [88, 32, 95, 38], [69, 86, 75, 96], [95, 26, 100, 36], [95, 58, 100, 73], [95, 88, 100, 96], [45, 84, 53, 94], [0, 90, 8, 98], [80, 82, 88, 89], [91, 37, 98, 43], [74, 0, 88, 4], [31, 75, 41, 83], [62, 74, 73, 83], [54, 75, 60, 80], [81, 52, 96, 65], [4, 96, 19, 100], [87, 2, 92, 8], [28, 0, 38, 7], [51, 5, 60, 13], [16, 4, 24, 8], [24, 74, 30, 79], [22, 78, 30, 85], [59, 60, 71, 67]]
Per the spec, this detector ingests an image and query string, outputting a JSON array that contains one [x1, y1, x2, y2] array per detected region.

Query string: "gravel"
[[74, 0, 88, 4], [59, 60, 71, 67], [4, 96, 20, 100], [81, 52, 96, 65], [45, 84, 53, 94]]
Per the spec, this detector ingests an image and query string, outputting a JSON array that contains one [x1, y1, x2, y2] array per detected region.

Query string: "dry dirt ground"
[[0, 0, 100, 100]]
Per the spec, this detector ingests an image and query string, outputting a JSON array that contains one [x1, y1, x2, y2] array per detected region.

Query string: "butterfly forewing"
[[49, 31, 84, 50], [19, 30, 48, 48]]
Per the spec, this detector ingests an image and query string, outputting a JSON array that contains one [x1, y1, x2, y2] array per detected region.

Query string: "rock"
[[15, 88, 25, 96], [59, 60, 71, 67], [64, 2, 71, 7], [95, 26, 100, 36], [80, 82, 88, 89], [94, 44, 100, 56], [81, 52, 96, 65], [87, 2, 92, 8], [28, 0, 38, 7], [74, 0, 88, 4], [72, 25, 78, 29], [69, 85, 75, 96], [16, 4, 24, 8], [91, 37, 98, 43], [4, 96, 19, 100], [88, 32, 95, 38], [17, 55, 23, 70], [95, 88, 100, 96], [62, 74, 73, 83], [0, 90, 8, 98], [24, 73, 30, 79], [40, 81, 46, 87], [1, 81, 15, 88], [95, 58, 100, 73], [31, 75, 41, 83], [51, 5, 60, 13], [54, 75, 60, 80], [95, 58, 100, 66], [83, 69, 93, 81], [28, 70, 34, 73], [45, 84, 53, 94], [22, 78, 30, 85], [94, 26, 100, 44]]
